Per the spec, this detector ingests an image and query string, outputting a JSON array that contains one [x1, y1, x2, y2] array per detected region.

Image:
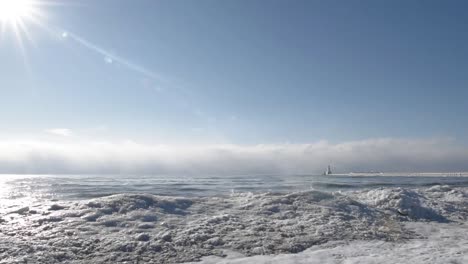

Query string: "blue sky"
[[1, 0, 468, 173]]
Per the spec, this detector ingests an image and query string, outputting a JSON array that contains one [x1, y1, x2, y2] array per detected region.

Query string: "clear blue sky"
[[1, 0, 468, 144]]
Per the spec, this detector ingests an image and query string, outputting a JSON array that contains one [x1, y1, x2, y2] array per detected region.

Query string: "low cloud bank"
[[45, 128, 73, 137], [0, 138, 467, 175]]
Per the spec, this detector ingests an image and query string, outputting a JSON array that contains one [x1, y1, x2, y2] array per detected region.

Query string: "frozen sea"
[[0, 174, 467, 263]]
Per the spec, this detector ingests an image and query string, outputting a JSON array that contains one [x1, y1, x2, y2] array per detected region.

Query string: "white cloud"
[[0, 138, 466, 175], [45, 128, 73, 137]]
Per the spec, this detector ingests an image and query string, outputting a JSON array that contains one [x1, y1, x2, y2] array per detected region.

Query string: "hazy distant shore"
[[333, 172, 468, 177]]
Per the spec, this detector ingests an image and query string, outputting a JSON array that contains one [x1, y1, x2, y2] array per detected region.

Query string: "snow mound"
[[189, 222, 468, 264], [352, 186, 468, 222], [0, 187, 467, 263], [351, 188, 446, 221]]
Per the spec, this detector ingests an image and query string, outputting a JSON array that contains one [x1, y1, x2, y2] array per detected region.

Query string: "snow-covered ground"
[[192, 222, 468, 264], [0, 185, 467, 263]]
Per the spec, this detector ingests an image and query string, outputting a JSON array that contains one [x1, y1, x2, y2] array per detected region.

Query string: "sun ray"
[[12, 21, 31, 71], [17, 18, 37, 48], [0, 0, 45, 70]]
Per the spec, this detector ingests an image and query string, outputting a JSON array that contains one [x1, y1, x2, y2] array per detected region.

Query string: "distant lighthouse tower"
[[323, 165, 332, 175]]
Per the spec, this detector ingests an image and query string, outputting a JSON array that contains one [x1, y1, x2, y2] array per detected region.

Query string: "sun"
[[0, 0, 45, 54], [0, 0, 37, 25], [0, 0, 45, 65]]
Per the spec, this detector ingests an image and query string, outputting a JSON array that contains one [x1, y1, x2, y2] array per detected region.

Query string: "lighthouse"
[[323, 165, 332, 175]]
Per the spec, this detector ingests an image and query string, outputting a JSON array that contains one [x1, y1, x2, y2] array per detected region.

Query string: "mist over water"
[[2, 138, 468, 175]]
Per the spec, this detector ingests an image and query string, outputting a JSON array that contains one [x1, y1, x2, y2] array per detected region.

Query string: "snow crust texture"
[[192, 222, 468, 264], [0, 186, 467, 263]]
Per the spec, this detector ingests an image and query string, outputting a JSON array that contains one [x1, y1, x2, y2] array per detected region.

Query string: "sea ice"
[[0, 186, 466, 263]]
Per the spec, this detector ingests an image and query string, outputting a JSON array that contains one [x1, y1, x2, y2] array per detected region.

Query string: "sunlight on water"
[[1, 174, 468, 201]]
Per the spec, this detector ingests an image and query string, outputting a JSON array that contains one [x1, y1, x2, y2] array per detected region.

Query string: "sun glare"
[[0, 0, 44, 59], [0, 0, 36, 25]]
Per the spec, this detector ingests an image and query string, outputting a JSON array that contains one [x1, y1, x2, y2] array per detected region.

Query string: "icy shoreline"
[[337, 172, 468, 177], [0, 185, 467, 263], [192, 222, 468, 264]]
